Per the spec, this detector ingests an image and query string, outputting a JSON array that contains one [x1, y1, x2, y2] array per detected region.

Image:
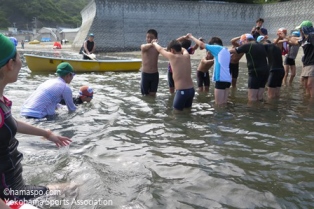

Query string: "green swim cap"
[[56, 62, 74, 77], [0, 34, 16, 68]]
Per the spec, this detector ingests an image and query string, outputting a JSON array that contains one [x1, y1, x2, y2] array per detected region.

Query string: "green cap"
[[0, 34, 16, 68], [295, 20, 313, 29], [56, 62, 74, 77]]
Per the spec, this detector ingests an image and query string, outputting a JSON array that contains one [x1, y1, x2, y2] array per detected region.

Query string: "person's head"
[[296, 20, 314, 36], [256, 18, 264, 27], [56, 62, 75, 84], [167, 40, 181, 53], [206, 51, 213, 60], [79, 85, 93, 102], [88, 33, 94, 41], [0, 34, 21, 84], [239, 33, 254, 45], [256, 35, 268, 44], [277, 28, 287, 38], [180, 39, 192, 50], [291, 31, 301, 37], [208, 37, 223, 46], [146, 29, 158, 44]]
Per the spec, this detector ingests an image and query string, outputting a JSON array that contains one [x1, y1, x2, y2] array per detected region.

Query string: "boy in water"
[[167, 35, 199, 93], [60, 85, 94, 105], [140, 29, 159, 96], [196, 49, 214, 92], [152, 39, 195, 112], [188, 34, 231, 105], [229, 36, 245, 88], [283, 31, 301, 85]]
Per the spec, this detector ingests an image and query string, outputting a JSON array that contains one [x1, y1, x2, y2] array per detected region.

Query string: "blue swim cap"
[[292, 31, 300, 37], [257, 35, 265, 43]]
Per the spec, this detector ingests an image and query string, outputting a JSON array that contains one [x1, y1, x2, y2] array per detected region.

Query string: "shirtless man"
[[140, 29, 159, 96], [197, 51, 214, 92], [151, 39, 195, 112], [230, 36, 245, 88]]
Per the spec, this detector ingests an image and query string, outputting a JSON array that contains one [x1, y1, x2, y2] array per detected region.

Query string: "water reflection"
[[7, 51, 314, 208]]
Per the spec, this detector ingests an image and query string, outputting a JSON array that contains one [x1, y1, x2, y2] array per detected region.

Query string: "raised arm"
[[151, 39, 172, 59], [176, 34, 189, 42], [286, 36, 301, 46], [230, 36, 241, 47], [141, 43, 154, 52], [187, 33, 206, 49]]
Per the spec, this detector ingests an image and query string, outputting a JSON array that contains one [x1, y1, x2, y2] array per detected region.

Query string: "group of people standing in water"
[[140, 18, 314, 110], [0, 16, 314, 208]]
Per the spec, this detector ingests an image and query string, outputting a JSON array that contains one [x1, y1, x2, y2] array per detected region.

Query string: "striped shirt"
[[20, 77, 76, 118], [205, 44, 231, 83]]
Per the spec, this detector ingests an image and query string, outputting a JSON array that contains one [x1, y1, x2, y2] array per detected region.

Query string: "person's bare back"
[[198, 53, 214, 73], [169, 51, 194, 90]]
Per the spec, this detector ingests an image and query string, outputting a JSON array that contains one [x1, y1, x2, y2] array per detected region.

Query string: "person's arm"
[[176, 35, 189, 42], [230, 36, 241, 47], [201, 58, 214, 66], [151, 40, 173, 59], [251, 26, 257, 34], [91, 44, 96, 53], [16, 120, 72, 147], [141, 43, 154, 52], [186, 34, 206, 49], [273, 36, 281, 44], [62, 87, 77, 112], [0, 199, 11, 209], [83, 41, 90, 54], [287, 36, 301, 46]]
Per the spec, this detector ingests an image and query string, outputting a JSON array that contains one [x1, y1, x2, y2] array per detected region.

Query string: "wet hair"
[[147, 29, 158, 39], [167, 40, 182, 52], [256, 18, 264, 23], [181, 39, 192, 50], [208, 37, 223, 46]]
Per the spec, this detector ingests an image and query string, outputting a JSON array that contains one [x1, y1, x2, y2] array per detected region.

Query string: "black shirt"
[[264, 43, 284, 70], [300, 33, 314, 66], [236, 42, 268, 75]]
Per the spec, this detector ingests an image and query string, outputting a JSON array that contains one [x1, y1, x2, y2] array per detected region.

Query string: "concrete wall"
[[72, 0, 314, 52]]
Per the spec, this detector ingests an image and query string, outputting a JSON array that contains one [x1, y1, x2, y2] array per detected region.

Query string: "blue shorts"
[[173, 88, 195, 110], [141, 72, 159, 95]]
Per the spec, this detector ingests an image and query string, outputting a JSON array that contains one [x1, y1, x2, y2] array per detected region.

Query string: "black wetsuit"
[[59, 96, 83, 106], [264, 44, 285, 88], [236, 42, 269, 89], [83, 40, 95, 60], [0, 97, 48, 201]]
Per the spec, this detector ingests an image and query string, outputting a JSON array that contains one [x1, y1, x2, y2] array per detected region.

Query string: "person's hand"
[[151, 39, 158, 44], [186, 33, 192, 39], [45, 131, 72, 147]]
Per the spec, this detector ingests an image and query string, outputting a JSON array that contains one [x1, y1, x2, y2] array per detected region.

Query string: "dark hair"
[[167, 40, 181, 52], [181, 39, 192, 50], [208, 37, 223, 46], [256, 18, 264, 23], [147, 29, 158, 39]]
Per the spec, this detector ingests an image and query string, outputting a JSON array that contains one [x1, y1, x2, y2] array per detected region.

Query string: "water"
[[6, 50, 314, 209]]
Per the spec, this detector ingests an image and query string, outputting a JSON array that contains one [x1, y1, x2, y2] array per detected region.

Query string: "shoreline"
[[19, 42, 304, 67]]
